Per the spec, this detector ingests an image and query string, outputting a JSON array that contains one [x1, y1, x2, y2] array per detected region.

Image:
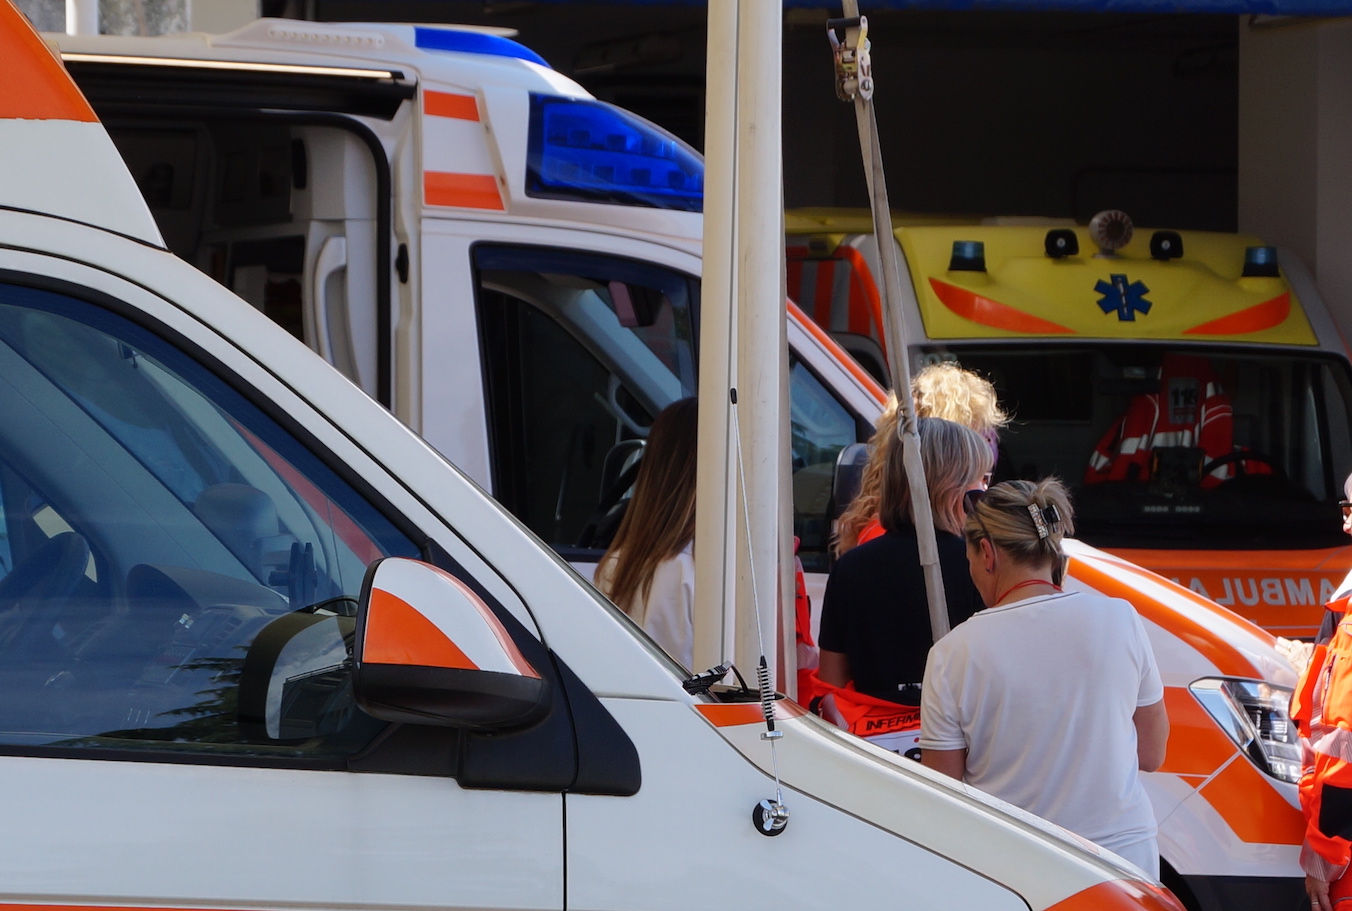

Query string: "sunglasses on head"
[[963, 488, 994, 544]]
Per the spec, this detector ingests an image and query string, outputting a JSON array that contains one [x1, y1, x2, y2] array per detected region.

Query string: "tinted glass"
[[475, 245, 697, 550], [921, 344, 1352, 550], [790, 355, 860, 572], [0, 282, 417, 757]]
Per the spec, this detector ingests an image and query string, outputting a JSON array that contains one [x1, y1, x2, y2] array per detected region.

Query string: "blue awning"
[[561, 0, 1350, 12], [837, 0, 1347, 10]]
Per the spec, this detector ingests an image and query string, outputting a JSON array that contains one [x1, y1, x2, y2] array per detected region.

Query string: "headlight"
[[1189, 678, 1300, 784]]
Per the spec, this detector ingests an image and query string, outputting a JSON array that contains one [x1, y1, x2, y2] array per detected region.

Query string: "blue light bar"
[[526, 94, 703, 213], [1242, 245, 1280, 278], [949, 240, 987, 272], [414, 27, 550, 68]]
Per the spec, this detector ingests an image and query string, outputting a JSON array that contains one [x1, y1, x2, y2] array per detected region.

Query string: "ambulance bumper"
[[1179, 873, 1303, 911]]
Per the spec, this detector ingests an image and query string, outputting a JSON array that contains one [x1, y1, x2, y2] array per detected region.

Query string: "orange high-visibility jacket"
[[1084, 354, 1234, 488], [1292, 596, 1352, 883]]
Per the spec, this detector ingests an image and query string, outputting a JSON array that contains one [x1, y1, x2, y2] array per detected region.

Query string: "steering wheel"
[[576, 458, 642, 549], [0, 531, 91, 660], [1200, 450, 1284, 481]]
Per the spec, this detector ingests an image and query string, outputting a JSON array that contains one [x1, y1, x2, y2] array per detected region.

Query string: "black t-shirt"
[[818, 524, 984, 704]]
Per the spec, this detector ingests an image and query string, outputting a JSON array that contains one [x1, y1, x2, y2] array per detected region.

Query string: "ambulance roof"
[[0, 1, 161, 245], [786, 208, 1317, 346], [897, 223, 1315, 344]]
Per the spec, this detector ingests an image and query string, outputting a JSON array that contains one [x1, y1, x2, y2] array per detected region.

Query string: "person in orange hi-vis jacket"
[[1083, 352, 1236, 488], [1292, 470, 1352, 911]]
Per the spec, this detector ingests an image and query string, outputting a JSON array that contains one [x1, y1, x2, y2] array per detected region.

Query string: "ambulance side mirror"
[[830, 442, 871, 521], [353, 557, 550, 731]]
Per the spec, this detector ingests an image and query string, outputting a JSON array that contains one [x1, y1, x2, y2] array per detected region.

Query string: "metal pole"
[[831, 9, 949, 640], [695, 0, 790, 681]]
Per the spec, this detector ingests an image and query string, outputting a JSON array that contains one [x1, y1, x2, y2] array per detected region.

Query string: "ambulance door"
[[0, 257, 563, 911], [189, 122, 383, 398], [419, 224, 700, 566], [100, 113, 393, 404]]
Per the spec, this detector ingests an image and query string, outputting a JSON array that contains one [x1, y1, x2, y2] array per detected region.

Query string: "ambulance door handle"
[[313, 234, 348, 363]]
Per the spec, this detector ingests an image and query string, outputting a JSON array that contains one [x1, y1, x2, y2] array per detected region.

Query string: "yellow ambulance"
[[788, 208, 1352, 640]]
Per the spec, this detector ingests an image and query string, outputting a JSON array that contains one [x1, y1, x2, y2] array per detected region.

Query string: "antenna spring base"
[[752, 797, 790, 837]]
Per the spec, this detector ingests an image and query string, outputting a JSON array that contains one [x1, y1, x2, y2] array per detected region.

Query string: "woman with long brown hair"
[[595, 398, 698, 667]]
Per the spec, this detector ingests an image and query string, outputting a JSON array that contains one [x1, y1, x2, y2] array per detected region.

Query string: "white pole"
[[66, 0, 98, 34], [693, 0, 740, 674], [694, 0, 790, 685]]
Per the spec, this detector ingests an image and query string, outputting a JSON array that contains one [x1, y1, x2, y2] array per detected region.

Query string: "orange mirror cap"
[[360, 558, 538, 678], [0, 2, 98, 123]]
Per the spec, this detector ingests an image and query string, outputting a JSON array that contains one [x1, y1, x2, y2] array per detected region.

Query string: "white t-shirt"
[[919, 590, 1163, 863], [595, 544, 695, 668]]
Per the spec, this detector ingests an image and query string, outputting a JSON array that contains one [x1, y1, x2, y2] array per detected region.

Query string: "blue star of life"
[[1095, 274, 1152, 321]]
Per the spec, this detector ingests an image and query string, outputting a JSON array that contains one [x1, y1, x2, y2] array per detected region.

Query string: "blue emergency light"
[[526, 94, 704, 212], [949, 240, 986, 272], [1242, 245, 1280, 278]]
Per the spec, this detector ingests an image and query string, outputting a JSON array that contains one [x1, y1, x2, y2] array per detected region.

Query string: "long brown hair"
[[878, 417, 992, 536], [596, 398, 698, 621]]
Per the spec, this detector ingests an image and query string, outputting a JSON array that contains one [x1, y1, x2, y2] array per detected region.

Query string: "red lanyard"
[[994, 579, 1062, 605]]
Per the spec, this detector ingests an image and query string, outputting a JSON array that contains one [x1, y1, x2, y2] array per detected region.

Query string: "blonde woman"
[[817, 417, 993, 702], [595, 398, 698, 667], [920, 479, 1168, 878], [834, 362, 1008, 556]]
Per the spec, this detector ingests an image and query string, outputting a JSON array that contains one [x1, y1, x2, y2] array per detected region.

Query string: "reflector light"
[[414, 27, 549, 68], [948, 240, 986, 272], [1243, 245, 1280, 278], [526, 94, 703, 212]]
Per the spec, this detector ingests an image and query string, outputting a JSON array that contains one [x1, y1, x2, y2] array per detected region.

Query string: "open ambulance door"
[[61, 56, 413, 408]]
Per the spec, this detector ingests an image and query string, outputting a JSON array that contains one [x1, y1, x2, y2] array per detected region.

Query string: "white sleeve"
[[1127, 605, 1164, 707], [642, 552, 695, 669], [919, 642, 967, 752]]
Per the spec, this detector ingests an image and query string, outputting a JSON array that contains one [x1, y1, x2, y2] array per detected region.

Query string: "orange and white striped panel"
[[363, 557, 538, 677], [421, 88, 505, 211], [0, 0, 161, 245]]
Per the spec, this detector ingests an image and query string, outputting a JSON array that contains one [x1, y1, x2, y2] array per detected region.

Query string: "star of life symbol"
[[1095, 274, 1152, 321]]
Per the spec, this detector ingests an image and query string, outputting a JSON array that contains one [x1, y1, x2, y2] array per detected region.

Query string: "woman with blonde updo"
[[919, 478, 1169, 877], [816, 417, 992, 703], [834, 362, 1008, 556]]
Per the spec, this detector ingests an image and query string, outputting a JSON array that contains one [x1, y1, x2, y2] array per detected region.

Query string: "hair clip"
[[1027, 503, 1049, 538], [1028, 502, 1057, 539]]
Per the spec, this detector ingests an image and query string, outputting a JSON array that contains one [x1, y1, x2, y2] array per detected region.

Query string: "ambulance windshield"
[[922, 344, 1352, 550]]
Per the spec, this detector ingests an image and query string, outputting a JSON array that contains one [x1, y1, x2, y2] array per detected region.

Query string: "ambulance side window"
[[474, 245, 697, 553], [789, 354, 861, 573], [0, 281, 418, 760]]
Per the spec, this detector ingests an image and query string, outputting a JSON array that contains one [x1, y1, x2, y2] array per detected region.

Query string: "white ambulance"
[[47, 18, 1302, 911], [0, 4, 1185, 909]]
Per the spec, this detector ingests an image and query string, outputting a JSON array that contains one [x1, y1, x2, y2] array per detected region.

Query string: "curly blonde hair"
[[833, 363, 1009, 555], [912, 362, 1009, 437]]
